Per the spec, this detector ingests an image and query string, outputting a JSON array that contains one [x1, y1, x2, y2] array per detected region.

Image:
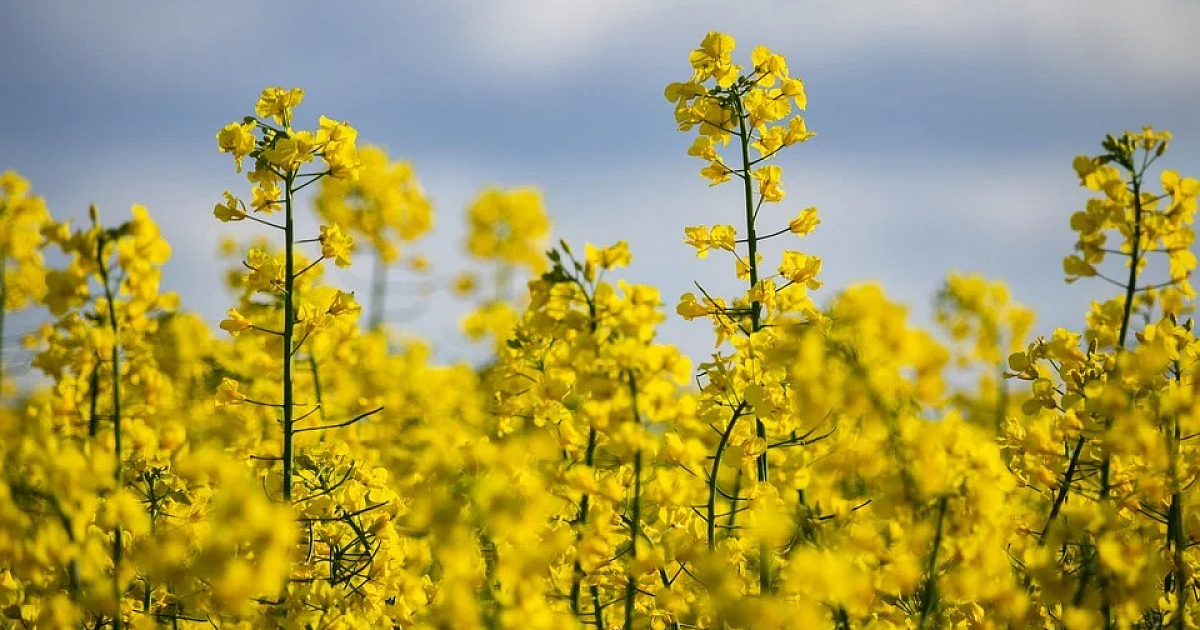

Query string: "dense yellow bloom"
[[255, 86, 304, 124], [315, 145, 433, 264], [216, 121, 256, 172], [584, 240, 632, 278], [0, 171, 51, 312], [690, 31, 739, 88], [465, 187, 551, 272], [4, 41, 1200, 630]]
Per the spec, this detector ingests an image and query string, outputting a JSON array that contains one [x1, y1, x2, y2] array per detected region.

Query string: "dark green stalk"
[[571, 286, 601, 619], [725, 468, 743, 532], [917, 496, 949, 629], [707, 402, 747, 548], [591, 585, 605, 629], [282, 173, 297, 501], [733, 89, 772, 594], [570, 427, 598, 618], [1037, 435, 1086, 545], [96, 232, 124, 630], [733, 93, 761, 334], [1103, 170, 1144, 497], [88, 364, 101, 437], [1169, 360, 1187, 628], [623, 372, 644, 630]]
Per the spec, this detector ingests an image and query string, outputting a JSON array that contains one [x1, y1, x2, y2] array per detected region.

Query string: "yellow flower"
[[261, 131, 316, 173], [320, 223, 355, 267], [328, 290, 361, 316], [250, 181, 281, 214], [784, 116, 814, 144], [750, 45, 788, 83], [215, 378, 246, 406], [584, 241, 632, 272], [779, 250, 822, 289], [709, 224, 736, 252], [215, 121, 256, 172], [699, 158, 730, 186], [254, 86, 304, 124], [453, 272, 478, 296], [465, 187, 551, 272], [219, 308, 251, 335], [213, 191, 246, 222], [782, 77, 808, 110], [689, 31, 739, 88], [788, 207, 820, 236], [683, 225, 712, 258], [244, 247, 284, 293], [753, 164, 784, 203], [676, 292, 709, 320]]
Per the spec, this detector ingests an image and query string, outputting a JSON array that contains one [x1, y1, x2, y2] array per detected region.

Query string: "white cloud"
[[20, 1, 270, 85], [438, 0, 1200, 90], [17, 0, 1198, 103]]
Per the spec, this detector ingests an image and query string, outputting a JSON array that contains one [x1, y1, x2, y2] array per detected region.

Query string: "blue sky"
[[3, 0, 1199, 368]]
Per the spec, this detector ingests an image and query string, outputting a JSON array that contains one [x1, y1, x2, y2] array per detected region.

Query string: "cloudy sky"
[[3, 0, 1199, 369]]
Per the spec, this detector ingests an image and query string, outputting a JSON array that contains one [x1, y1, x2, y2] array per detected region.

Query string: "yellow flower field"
[[2, 31, 1200, 629]]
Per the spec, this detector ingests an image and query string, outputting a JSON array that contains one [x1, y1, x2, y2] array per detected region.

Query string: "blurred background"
[[2, 0, 1198, 370]]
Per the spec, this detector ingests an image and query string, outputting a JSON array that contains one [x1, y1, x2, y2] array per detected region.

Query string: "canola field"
[[1, 32, 1199, 630]]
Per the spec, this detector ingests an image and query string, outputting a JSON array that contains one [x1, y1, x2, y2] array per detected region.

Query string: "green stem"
[[1169, 360, 1187, 628], [725, 468, 743, 532], [623, 372, 643, 630], [1037, 435, 1086, 545], [96, 232, 124, 630], [917, 496, 949, 629], [734, 92, 761, 333], [591, 585, 605, 629], [734, 89, 772, 594], [1103, 171, 1143, 497], [707, 402, 747, 549], [88, 364, 101, 437], [571, 287, 601, 619], [570, 427, 598, 618], [282, 174, 297, 502]]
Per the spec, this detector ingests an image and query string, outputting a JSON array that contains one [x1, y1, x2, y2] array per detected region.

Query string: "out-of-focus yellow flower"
[[215, 378, 245, 405]]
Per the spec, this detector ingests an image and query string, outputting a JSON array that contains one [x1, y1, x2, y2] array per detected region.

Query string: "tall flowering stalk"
[[214, 87, 361, 501], [668, 31, 817, 593], [1006, 128, 1200, 628]]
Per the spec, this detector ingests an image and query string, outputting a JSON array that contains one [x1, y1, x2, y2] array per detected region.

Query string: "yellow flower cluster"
[[3, 34, 1200, 630], [459, 187, 553, 351], [315, 145, 433, 265]]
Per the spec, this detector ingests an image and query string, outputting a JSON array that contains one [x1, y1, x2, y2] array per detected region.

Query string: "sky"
[[2, 0, 1199, 372]]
